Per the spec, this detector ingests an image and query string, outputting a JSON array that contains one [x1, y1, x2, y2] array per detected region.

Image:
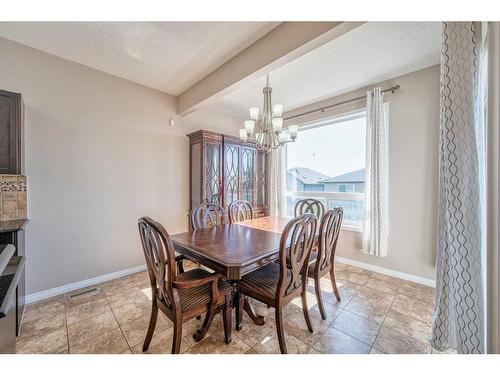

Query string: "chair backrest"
[[294, 199, 325, 220], [277, 214, 317, 300], [210, 193, 221, 205], [228, 200, 253, 223], [316, 208, 343, 273], [138, 217, 176, 310], [191, 202, 225, 230]]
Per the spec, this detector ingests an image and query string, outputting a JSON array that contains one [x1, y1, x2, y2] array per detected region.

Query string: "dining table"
[[170, 216, 292, 328]]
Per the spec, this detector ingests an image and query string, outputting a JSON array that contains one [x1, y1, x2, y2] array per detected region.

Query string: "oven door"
[[0, 256, 26, 354]]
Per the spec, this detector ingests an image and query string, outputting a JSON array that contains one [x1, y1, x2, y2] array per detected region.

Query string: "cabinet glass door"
[[256, 151, 266, 207], [191, 143, 202, 207], [205, 142, 221, 204], [241, 147, 255, 204], [224, 144, 239, 208]]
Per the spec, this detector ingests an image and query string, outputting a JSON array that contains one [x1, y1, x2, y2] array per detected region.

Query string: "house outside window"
[[286, 111, 366, 229]]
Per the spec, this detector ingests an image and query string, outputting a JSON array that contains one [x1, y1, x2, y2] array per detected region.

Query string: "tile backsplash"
[[0, 175, 27, 221]]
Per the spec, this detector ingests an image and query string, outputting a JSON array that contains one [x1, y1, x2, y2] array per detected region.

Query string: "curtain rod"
[[284, 85, 400, 121]]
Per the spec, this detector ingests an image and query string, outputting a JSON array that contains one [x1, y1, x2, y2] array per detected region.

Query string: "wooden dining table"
[[170, 216, 292, 327]]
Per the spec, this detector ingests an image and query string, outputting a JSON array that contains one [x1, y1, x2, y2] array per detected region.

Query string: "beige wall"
[[0, 37, 241, 295], [285, 65, 440, 281]]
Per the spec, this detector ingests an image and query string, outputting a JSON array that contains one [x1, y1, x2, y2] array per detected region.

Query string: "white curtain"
[[269, 146, 286, 217], [430, 22, 485, 354], [362, 87, 389, 257]]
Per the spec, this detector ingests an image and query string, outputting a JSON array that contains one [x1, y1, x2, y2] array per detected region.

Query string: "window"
[[338, 184, 355, 193], [286, 111, 366, 229]]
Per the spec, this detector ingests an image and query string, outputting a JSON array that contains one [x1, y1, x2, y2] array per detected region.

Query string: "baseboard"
[[25, 264, 147, 304], [335, 256, 436, 288], [26, 257, 435, 305]]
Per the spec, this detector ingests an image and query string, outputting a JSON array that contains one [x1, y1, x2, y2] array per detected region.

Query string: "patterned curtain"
[[269, 146, 286, 216], [362, 87, 389, 257], [431, 22, 485, 354]]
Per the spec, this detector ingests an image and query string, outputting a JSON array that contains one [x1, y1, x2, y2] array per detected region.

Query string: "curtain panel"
[[431, 22, 485, 354], [269, 146, 286, 217], [362, 87, 389, 257]]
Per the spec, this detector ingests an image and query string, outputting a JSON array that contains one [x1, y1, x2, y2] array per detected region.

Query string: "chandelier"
[[239, 75, 298, 153]]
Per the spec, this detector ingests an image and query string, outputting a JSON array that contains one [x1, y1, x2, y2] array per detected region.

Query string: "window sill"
[[341, 225, 363, 233]]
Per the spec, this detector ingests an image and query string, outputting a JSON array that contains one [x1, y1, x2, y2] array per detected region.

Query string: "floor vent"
[[65, 287, 102, 302]]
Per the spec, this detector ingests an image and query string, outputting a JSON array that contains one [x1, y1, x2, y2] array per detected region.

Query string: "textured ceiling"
[[211, 22, 442, 119], [0, 21, 279, 95]]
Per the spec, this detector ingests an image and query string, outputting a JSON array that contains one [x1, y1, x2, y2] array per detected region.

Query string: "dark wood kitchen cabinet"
[[0, 89, 24, 175], [187, 130, 268, 223]]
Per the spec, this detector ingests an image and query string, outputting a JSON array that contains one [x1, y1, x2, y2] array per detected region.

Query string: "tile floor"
[[16, 261, 444, 354]]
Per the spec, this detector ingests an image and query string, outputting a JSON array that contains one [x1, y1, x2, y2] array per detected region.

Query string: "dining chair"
[[228, 200, 253, 224], [302, 208, 343, 320], [235, 214, 317, 354], [138, 216, 233, 353], [178, 202, 224, 274], [210, 193, 221, 205], [294, 198, 325, 220], [191, 202, 225, 230]]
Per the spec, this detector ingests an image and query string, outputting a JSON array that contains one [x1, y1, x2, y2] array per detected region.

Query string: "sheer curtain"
[[430, 22, 485, 354], [269, 146, 286, 217], [362, 87, 389, 257]]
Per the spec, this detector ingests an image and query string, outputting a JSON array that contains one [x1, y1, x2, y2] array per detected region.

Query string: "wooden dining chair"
[[178, 202, 224, 274], [235, 214, 317, 354], [138, 216, 233, 353], [302, 208, 343, 320], [228, 200, 253, 224], [210, 193, 221, 205], [294, 198, 325, 220], [191, 202, 225, 230]]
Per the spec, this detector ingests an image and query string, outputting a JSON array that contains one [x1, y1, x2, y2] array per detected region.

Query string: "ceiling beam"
[[178, 21, 364, 115]]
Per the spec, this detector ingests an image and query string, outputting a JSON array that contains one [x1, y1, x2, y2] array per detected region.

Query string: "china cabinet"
[[187, 130, 268, 224]]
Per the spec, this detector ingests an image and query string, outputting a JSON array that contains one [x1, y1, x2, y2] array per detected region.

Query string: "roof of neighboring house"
[[320, 168, 365, 183], [287, 167, 330, 185]]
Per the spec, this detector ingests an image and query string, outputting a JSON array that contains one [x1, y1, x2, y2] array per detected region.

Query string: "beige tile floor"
[[16, 261, 443, 354]]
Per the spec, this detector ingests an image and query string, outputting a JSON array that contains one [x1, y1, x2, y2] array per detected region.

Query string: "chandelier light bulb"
[[249, 107, 259, 120], [272, 117, 283, 132], [272, 104, 283, 117], [278, 130, 288, 143], [288, 125, 299, 139], [244, 120, 255, 135], [239, 129, 248, 142]]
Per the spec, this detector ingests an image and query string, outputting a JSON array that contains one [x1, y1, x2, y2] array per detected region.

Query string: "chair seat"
[[177, 268, 233, 312], [303, 251, 331, 277], [237, 262, 291, 303]]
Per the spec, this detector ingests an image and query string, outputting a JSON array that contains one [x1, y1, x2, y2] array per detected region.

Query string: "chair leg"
[[330, 268, 341, 302], [193, 308, 216, 342], [301, 284, 314, 333], [235, 292, 244, 331], [171, 319, 182, 354], [314, 275, 327, 320], [142, 301, 158, 352], [177, 261, 184, 274], [275, 306, 287, 354], [222, 295, 232, 344]]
